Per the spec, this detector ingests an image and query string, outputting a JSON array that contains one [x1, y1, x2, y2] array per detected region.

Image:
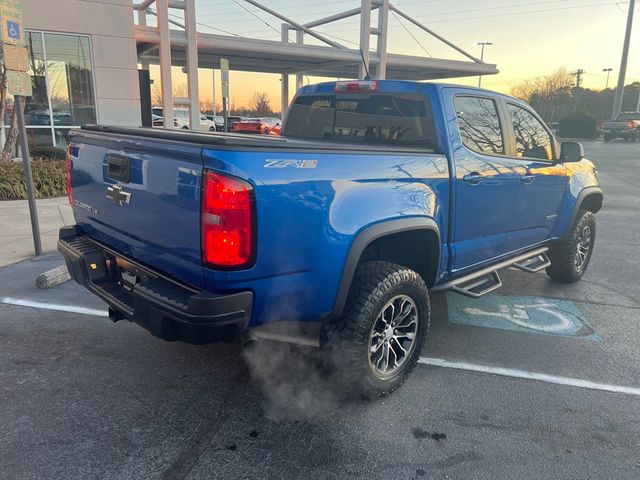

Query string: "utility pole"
[[477, 41, 493, 87], [603, 68, 613, 90], [612, 0, 635, 117], [571, 69, 585, 107]]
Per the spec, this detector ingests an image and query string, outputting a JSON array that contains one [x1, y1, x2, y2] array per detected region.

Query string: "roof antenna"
[[359, 48, 371, 80]]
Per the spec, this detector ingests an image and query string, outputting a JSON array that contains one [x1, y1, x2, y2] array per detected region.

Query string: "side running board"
[[512, 252, 551, 273], [433, 247, 549, 298]]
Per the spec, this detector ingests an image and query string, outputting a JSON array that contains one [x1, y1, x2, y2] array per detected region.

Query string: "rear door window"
[[454, 96, 505, 155], [284, 94, 436, 148]]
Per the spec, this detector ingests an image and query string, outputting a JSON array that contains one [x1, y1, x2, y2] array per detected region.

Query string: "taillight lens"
[[627, 121, 635, 128], [65, 144, 73, 206], [201, 170, 255, 269]]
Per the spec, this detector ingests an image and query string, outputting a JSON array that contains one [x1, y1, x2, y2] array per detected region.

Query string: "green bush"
[[31, 146, 66, 161], [0, 158, 67, 200], [558, 111, 598, 139]]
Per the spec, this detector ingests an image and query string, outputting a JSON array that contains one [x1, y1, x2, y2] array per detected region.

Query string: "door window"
[[454, 96, 504, 155], [507, 104, 553, 160]]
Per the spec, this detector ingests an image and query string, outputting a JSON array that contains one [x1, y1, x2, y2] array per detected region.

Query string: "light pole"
[[603, 68, 613, 90], [477, 42, 493, 87], [612, 0, 635, 117]]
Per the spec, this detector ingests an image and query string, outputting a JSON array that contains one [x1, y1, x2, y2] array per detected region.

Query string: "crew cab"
[[602, 111, 640, 141], [59, 80, 602, 397]]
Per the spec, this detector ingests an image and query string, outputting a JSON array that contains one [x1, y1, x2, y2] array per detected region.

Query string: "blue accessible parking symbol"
[[6, 20, 20, 41], [447, 293, 599, 340]]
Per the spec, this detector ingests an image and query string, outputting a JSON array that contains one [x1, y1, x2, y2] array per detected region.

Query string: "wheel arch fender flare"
[[330, 217, 441, 320], [563, 186, 603, 240]]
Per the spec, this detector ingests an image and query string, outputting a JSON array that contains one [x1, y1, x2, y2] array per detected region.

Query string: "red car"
[[232, 117, 281, 135]]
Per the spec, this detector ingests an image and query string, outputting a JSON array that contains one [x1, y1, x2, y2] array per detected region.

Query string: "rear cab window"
[[283, 92, 437, 148]]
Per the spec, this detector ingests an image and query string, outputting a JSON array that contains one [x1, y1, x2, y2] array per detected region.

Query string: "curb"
[[36, 265, 70, 289]]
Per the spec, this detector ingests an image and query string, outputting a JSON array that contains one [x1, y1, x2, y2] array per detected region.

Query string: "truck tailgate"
[[69, 130, 205, 288]]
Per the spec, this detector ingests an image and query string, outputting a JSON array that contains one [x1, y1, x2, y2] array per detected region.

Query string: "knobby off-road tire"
[[320, 261, 430, 398], [546, 209, 596, 283]]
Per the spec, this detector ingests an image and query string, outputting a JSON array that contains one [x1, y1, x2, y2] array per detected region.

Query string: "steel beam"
[[243, 0, 345, 49], [389, 4, 481, 63]]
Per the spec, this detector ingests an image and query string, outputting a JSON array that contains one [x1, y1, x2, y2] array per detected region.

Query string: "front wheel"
[[546, 210, 596, 283], [320, 261, 430, 398]]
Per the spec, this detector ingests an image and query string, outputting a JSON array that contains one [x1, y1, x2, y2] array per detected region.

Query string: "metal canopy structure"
[[133, 0, 499, 124]]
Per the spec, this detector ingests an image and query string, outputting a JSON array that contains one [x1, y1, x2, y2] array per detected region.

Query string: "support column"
[[281, 24, 290, 117], [185, 0, 200, 129], [212, 68, 217, 114], [296, 29, 304, 90], [157, 0, 174, 128], [376, 0, 389, 79], [359, 0, 372, 79]]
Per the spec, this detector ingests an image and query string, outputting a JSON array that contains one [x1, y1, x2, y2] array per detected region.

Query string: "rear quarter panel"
[[201, 148, 450, 326]]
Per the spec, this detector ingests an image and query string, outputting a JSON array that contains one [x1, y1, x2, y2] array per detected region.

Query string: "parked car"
[[231, 117, 280, 135], [205, 114, 225, 131], [152, 114, 178, 128], [226, 115, 250, 131], [152, 107, 216, 131], [60, 80, 602, 398], [602, 111, 640, 142]]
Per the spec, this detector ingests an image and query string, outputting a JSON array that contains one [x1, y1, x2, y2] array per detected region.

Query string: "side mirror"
[[559, 141, 584, 163]]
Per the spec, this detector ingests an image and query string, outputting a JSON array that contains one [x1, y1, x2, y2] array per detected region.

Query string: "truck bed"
[[80, 125, 436, 154]]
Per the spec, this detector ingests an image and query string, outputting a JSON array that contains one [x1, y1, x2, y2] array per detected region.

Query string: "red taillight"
[[65, 144, 73, 206], [201, 171, 255, 269], [335, 80, 378, 94], [627, 121, 635, 128]]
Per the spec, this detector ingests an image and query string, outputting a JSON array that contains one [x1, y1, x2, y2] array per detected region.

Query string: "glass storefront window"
[[11, 32, 97, 148], [44, 34, 96, 126]]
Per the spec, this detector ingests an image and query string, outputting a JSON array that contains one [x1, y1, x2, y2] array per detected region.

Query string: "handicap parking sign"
[[1, 16, 24, 46], [6, 20, 19, 40]]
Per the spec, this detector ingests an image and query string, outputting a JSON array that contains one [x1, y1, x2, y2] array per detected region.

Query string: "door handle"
[[520, 174, 535, 184], [462, 172, 484, 185]]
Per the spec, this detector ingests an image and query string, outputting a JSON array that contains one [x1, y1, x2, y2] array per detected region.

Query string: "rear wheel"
[[320, 261, 430, 398], [546, 210, 595, 283]]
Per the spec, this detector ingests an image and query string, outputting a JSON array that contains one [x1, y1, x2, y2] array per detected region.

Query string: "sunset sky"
[[147, 0, 640, 111]]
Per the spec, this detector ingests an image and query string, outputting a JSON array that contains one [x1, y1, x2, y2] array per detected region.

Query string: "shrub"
[[31, 146, 66, 161], [0, 158, 67, 200], [558, 110, 598, 139]]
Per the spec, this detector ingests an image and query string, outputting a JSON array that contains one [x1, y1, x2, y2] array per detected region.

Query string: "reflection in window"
[[19, 32, 48, 126], [44, 33, 96, 126], [284, 94, 435, 147], [455, 96, 504, 155], [507, 104, 552, 160]]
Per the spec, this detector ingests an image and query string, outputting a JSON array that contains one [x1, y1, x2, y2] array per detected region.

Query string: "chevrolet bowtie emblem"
[[106, 185, 132, 206]]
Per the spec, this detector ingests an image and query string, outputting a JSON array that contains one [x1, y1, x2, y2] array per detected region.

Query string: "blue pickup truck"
[[59, 80, 602, 397]]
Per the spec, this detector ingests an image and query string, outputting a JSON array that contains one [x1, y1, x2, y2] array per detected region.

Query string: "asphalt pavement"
[[1, 140, 639, 479]]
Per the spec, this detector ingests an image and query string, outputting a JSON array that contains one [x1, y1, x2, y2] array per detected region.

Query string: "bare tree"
[[510, 68, 574, 122], [248, 92, 274, 117], [151, 84, 162, 107]]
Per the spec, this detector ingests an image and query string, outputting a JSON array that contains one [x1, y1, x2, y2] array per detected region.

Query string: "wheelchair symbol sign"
[[6, 20, 20, 40]]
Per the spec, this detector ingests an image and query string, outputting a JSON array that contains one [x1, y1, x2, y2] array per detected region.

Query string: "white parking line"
[[419, 357, 640, 397], [0, 297, 108, 317]]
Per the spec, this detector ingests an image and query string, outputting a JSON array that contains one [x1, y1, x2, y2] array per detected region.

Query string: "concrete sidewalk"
[[0, 197, 73, 267]]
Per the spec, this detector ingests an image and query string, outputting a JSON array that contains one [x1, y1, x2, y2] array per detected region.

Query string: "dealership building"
[[20, 0, 497, 150]]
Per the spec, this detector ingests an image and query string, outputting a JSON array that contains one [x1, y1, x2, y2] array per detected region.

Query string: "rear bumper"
[[58, 226, 253, 344]]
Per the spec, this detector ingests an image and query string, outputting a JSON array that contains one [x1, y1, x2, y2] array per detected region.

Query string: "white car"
[[152, 107, 216, 131]]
